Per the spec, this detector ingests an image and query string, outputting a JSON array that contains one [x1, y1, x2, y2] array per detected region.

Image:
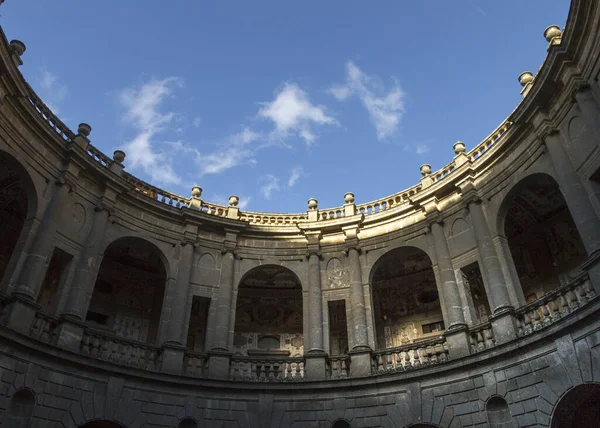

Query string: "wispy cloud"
[[467, 0, 488, 17], [288, 166, 304, 187], [119, 77, 183, 186], [259, 82, 337, 145], [329, 61, 404, 140], [192, 117, 202, 128], [260, 174, 281, 199], [402, 139, 433, 155], [39, 69, 68, 113]]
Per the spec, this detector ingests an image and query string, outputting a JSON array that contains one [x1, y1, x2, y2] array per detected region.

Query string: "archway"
[[85, 237, 167, 344], [500, 174, 587, 303], [178, 417, 199, 428], [1, 388, 35, 427], [551, 384, 600, 428], [370, 247, 443, 349], [0, 150, 36, 289], [332, 420, 351, 428], [486, 396, 512, 426], [79, 421, 125, 428], [233, 265, 303, 356]]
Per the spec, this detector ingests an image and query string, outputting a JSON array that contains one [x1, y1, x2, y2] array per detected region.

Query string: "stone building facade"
[[0, 1, 600, 427]]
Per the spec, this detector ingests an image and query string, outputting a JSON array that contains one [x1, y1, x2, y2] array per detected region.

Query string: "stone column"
[[54, 204, 110, 350], [467, 199, 517, 343], [429, 220, 470, 357], [544, 130, 600, 292], [5, 178, 71, 334], [304, 250, 327, 380], [162, 239, 195, 373], [207, 242, 236, 379]]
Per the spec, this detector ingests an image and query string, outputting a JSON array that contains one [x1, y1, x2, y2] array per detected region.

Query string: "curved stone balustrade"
[[372, 337, 449, 374]]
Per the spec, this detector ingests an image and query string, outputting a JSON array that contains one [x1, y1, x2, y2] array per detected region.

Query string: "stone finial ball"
[[191, 186, 202, 198], [113, 150, 126, 163], [420, 164, 432, 176], [9, 40, 26, 57], [229, 195, 239, 207], [544, 25, 562, 42], [344, 192, 355, 204], [518, 72, 535, 87], [77, 123, 92, 137], [307, 198, 318, 210], [454, 141, 466, 155]]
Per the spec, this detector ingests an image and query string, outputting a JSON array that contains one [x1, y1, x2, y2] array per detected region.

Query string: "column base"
[[161, 343, 186, 374], [207, 349, 232, 380], [348, 347, 373, 377], [304, 351, 327, 381], [490, 308, 517, 345], [3, 294, 40, 335], [442, 325, 470, 359], [55, 316, 86, 352]]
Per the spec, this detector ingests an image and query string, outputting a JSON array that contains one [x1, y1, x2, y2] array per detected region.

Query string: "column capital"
[[94, 199, 114, 214], [305, 249, 322, 259], [220, 244, 236, 255], [344, 244, 361, 255]]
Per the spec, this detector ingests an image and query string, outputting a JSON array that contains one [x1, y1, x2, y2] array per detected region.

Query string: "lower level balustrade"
[[372, 337, 449, 374], [516, 272, 596, 337], [80, 329, 163, 371], [328, 354, 350, 379], [183, 351, 208, 378], [229, 356, 305, 382], [469, 321, 495, 353], [30, 312, 58, 344]]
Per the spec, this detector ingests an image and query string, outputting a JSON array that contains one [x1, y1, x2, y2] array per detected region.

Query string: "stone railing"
[[467, 120, 512, 162], [229, 356, 305, 382], [29, 312, 58, 344], [239, 211, 307, 225], [123, 172, 189, 209], [79, 328, 163, 371], [469, 321, 495, 353], [372, 337, 449, 374], [87, 144, 113, 169], [515, 273, 595, 337], [24, 85, 75, 143], [199, 201, 229, 217], [183, 351, 208, 378], [328, 354, 350, 379]]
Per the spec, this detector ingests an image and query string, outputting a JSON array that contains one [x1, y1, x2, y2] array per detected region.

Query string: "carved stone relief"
[[327, 257, 349, 289]]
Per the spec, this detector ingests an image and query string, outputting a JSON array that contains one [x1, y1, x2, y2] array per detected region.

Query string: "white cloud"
[[194, 127, 261, 176], [119, 77, 183, 186], [39, 69, 68, 113], [260, 175, 281, 199], [259, 83, 337, 145], [192, 117, 202, 128], [329, 61, 404, 140], [288, 166, 304, 188], [415, 143, 430, 154]]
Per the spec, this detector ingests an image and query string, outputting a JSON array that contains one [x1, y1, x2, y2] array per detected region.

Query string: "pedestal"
[[3, 295, 39, 335], [303, 351, 327, 381], [490, 308, 517, 345], [55, 316, 86, 352], [442, 325, 470, 359], [161, 343, 186, 374], [349, 347, 373, 377], [207, 350, 232, 380]]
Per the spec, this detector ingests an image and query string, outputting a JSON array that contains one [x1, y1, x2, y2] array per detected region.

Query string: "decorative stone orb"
[[113, 150, 126, 164], [229, 195, 239, 207], [420, 164, 432, 176], [9, 40, 26, 57], [191, 186, 202, 198], [77, 123, 92, 137], [544, 25, 562, 42], [518, 72, 535, 87], [307, 198, 318, 210], [344, 192, 355, 204], [454, 141, 466, 155]]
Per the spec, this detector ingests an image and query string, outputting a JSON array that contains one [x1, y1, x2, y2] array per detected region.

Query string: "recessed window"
[[257, 336, 280, 350], [86, 311, 109, 325], [422, 321, 445, 334]]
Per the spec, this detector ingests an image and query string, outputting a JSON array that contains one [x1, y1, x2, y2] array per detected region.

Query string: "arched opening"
[[2, 388, 35, 427], [371, 247, 444, 349], [233, 265, 303, 356], [79, 421, 125, 428], [551, 383, 600, 428], [332, 419, 351, 428], [501, 174, 587, 302], [486, 396, 512, 426], [85, 237, 167, 344], [405, 425, 439, 428], [178, 417, 199, 428], [0, 151, 36, 288]]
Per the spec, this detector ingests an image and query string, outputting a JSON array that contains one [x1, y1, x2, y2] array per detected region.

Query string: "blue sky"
[[2, 1, 569, 213]]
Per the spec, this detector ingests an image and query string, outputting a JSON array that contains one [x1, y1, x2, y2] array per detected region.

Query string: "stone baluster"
[[428, 216, 470, 357], [161, 227, 197, 373], [462, 182, 517, 344], [207, 230, 238, 379], [5, 175, 74, 335], [543, 130, 600, 293], [343, 224, 372, 376]]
